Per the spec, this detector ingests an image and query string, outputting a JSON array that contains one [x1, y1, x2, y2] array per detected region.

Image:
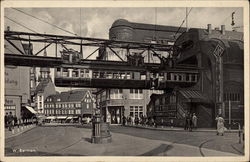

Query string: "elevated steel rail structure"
[[4, 31, 199, 90]]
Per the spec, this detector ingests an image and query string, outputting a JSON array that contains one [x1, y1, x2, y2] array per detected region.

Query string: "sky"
[[5, 7, 243, 38], [4, 7, 243, 92]]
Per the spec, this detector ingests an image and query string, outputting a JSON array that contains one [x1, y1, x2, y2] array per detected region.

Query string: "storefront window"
[[129, 89, 143, 99], [129, 106, 143, 118], [110, 89, 123, 99]]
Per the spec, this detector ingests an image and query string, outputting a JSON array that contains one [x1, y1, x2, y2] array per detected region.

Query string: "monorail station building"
[[148, 25, 244, 127], [96, 19, 244, 128]]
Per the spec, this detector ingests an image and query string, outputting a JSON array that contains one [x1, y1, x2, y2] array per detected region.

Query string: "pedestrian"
[[8, 112, 14, 131], [5, 112, 8, 128], [215, 114, 225, 136], [13, 115, 17, 126], [186, 113, 192, 131], [131, 116, 135, 126], [135, 116, 139, 125], [170, 119, 174, 128], [117, 116, 120, 124], [122, 115, 126, 126], [184, 113, 188, 130], [192, 113, 198, 129]]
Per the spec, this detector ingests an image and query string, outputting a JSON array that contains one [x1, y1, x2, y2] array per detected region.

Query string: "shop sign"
[[5, 67, 20, 89]]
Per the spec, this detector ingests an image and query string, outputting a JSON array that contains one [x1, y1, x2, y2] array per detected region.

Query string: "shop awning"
[[57, 116, 67, 119], [25, 106, 37, 114], [179, 90, 209, 103], [46, 116, 56, 120], [66, 116, 73, 119]]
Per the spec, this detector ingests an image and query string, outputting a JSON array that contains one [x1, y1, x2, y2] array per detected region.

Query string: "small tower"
[[38, 42, 51, 82]]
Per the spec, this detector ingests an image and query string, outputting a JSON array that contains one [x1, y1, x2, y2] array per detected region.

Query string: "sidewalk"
[[5, 124, 37, 139], [124, 125, 240, 133]]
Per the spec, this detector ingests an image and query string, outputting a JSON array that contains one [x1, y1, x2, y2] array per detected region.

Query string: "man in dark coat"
[[8, 112, 14, 131], [5, 112, 8, 128]]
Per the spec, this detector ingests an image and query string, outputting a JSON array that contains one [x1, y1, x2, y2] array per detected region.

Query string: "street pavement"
[[4, 125, 245, 156]]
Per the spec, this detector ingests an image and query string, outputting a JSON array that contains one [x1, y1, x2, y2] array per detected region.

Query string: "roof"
[[46, 90, 92, 103], [179, 90, 209, 103], [25, 106, 37, 114], [35, 80, 50, 93], [111, 19, 186, 33]]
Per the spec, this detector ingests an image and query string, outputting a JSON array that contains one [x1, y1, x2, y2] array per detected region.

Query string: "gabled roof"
[[45, 90, 94, 103], [35, 80, 50, 94]]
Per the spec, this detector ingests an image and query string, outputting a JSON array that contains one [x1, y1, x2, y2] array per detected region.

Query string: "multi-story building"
[[96, 19, 185, 124], [4, 32, 32, 119], [44, 90, 96, 120], [33, 47, 56, 114], [147, 24, 244, 128]]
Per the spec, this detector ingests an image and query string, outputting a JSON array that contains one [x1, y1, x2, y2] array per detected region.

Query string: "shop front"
[[102, 106, 123, 125], [4, 96, 21, 118]]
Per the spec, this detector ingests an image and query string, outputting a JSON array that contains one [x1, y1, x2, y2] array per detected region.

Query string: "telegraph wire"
[[12, 8, 78, 36], [174, 7, 193, 39], [5, 16, 38, 34]]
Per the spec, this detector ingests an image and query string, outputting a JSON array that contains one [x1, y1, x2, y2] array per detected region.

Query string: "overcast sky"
[[5, 7, 243, 38], [4, 7, 243, 92]]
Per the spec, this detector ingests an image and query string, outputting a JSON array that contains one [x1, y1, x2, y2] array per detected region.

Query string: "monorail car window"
[[186, 74, 190, 82], [178, 74, 182, 81], [107, 72, 113, 79], [159, 73, 164, 81], [174, 74, 177, 81], [62, 68, 68, 77], [191, 74, 196, 82], [113, 72, 120, 79], [56, 68, 61, 77], [167, 73, 171, 80], [100, 71, 105, 78], [126, 73, 131, 79], [85, 70, 90, 78], [80, 69, 85, 78], [121, 73, 126, 79], [93, 71, 99, 78], [140, 73, 146, 80], [72, 69, 79, 77]]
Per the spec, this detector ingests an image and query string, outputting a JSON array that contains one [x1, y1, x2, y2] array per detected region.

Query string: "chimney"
[[221, 25, 225, 35], [207, 24, 212, 34], [215, 27, 219, 30]]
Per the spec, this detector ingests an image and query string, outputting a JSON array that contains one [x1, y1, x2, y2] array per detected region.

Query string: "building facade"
[[33, 47, 57, 114], [44, 90, 96, 119], [96, 19, 186, 124], [148, 24, 244, 128], [4, 39, 31, 119]]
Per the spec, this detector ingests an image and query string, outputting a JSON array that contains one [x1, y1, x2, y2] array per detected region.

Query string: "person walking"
[[184, 113, 188, 130], [5, 112, 8, 128], [185, 113, 191, 131], [188, 113, 192, 131], [215, 114, 225, 136], [192, 113, 198, 129], [131, 115, 135, 126], [8, 112, 14, 131], [122, 115, 126, 126]]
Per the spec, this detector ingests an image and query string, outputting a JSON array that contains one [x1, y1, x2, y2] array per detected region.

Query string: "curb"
[[5, 125, 37, 139], [123, 125, 239, 133]]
